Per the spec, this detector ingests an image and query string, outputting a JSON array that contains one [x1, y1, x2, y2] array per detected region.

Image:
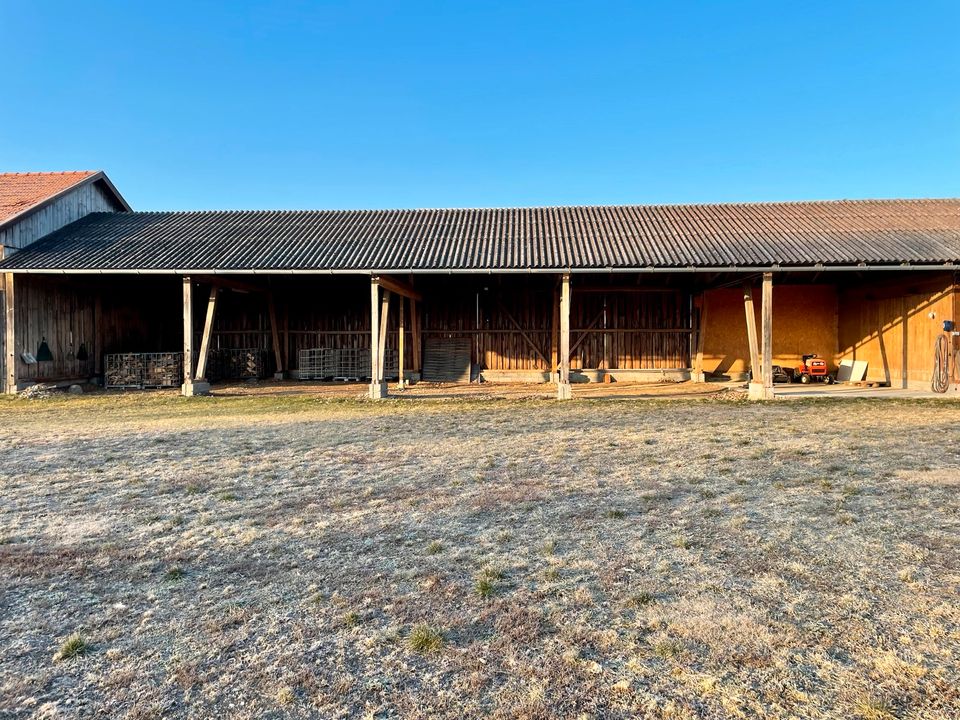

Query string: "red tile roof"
[[0, 171, 99, 224]]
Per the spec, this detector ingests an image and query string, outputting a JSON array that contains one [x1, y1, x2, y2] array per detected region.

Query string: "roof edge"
[[59, 196, 960, 215], [3, 264, 957, 276]]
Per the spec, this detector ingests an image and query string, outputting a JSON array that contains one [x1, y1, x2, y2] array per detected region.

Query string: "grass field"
[[1, 392, 958, 719]]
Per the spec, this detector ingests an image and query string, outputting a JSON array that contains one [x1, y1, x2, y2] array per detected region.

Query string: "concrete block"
[[747, 381, 774, 401], [556, 383, 573, 400], [182, 380, 211, 397], [368, 382, 389, 399]]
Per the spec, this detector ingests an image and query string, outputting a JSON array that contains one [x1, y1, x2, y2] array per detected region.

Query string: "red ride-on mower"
[[794, 354, 834, 384]]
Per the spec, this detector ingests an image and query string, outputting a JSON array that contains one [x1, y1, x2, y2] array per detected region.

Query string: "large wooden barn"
[[2, 171, 959, 398]]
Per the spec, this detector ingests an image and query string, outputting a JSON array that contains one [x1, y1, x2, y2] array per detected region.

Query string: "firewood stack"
[[105, 352, 182, 389]]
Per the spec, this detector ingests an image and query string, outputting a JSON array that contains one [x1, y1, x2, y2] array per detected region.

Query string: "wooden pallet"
[[422, 338, 472, 382], [841, 380, 883, 388]]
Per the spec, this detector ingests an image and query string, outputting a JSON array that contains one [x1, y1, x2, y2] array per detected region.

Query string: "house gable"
[[0, 171, 130, 256]]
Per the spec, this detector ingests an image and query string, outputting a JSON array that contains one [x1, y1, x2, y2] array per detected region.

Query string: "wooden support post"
[[369, 279, 387, 398], [760, 273, 774, 399], [410, 298, 420, 376], [743, 283, 761, 384], [195, 286, 219, 381], [398, 296, 405, 388], [558, 273, 572, 399], [183, 277, 193, 383], [267, 293, 284, 378], [379, 290, 391, 380], [693, 293, 707, 383], [181, 277, 208, 396], [550, 285, 560, 375], [3, 273, 15, 395]]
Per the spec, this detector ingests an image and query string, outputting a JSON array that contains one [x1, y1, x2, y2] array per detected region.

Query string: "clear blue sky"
[[2, 2, 958, 210]]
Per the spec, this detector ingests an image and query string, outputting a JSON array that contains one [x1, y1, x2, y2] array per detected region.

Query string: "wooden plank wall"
[[13, 275, 97, 382], [209, 283, 413, 374], [205, 278, 692, 372], [571, 290, 691, 370], [8, 275, 694, 383], [9, 275, 181, 384], [837, 273, 957, 387]]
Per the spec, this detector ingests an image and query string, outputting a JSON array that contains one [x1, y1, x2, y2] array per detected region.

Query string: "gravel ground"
[[0, 393, 958, 719]]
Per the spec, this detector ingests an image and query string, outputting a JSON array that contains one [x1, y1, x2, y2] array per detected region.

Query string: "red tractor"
[[794, 354, 833, 384]]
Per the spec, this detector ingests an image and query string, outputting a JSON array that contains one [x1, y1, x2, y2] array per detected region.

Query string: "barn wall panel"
[[837, 273, 956, 387], [701, 285, 838, 378]]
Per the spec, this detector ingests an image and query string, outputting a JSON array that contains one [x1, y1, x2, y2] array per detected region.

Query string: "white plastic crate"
[[298, 348, 398, 380]]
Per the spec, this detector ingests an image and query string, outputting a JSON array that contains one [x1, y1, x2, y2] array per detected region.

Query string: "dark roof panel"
[[3, 199, 960, 272]]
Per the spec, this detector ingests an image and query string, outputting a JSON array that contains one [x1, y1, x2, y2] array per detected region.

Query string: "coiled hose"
[[931, 333, 958, 393]]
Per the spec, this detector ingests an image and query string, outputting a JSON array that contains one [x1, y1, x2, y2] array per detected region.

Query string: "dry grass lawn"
[[1, 392, 958, 719]]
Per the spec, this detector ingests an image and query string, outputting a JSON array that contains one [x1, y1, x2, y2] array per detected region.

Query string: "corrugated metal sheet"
[[2, 198, 960, 272]]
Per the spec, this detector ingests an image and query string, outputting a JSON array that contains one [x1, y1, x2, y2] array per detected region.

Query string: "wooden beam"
[[267, 293, 283, 375], [761, 273, 773, 396], [196, 275, 268, 295], [182, 277, 194, 386], [573, 286, 682, 294], [693, 293, 707, 382], [410, 297, 421, 373], [550, 286, 559, 373], [378, 290, 391, 380], [195, 286, 219, 380], [398, 296, 405, 387], [742, 283, 760, 382], [558, 273, 572, 398], [372, 275, 422, 302], [4, 272, 15, 394], [496, 298, 549, 367], [370, 279, 381, 388]]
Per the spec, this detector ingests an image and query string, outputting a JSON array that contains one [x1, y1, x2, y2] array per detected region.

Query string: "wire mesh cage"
[[207, 348, 269, 381], [105, 352, 182, 389], [298, 348, 398, 380]]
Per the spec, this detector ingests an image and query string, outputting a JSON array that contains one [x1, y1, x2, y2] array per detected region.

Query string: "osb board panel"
[[701, 285, 838, 377], [838, 277, 956, 386]]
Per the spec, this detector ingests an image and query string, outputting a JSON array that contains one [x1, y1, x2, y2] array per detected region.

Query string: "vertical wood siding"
[[0, 181, 123, 252]]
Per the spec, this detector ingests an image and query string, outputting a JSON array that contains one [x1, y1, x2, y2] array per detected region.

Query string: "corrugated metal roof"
[[3, 198, 960, 272]]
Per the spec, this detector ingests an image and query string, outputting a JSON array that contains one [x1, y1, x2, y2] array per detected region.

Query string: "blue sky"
[[2, 2, 958, 210]]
